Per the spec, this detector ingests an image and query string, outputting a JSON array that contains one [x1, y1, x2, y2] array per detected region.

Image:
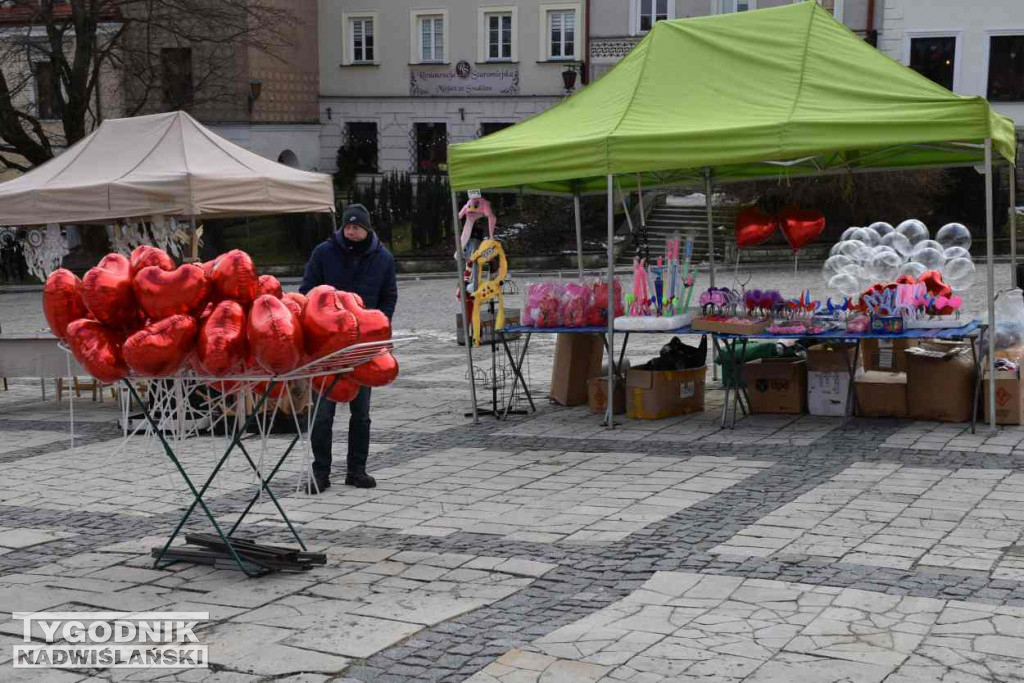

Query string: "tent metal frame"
[[454, 143, 1016, 431]]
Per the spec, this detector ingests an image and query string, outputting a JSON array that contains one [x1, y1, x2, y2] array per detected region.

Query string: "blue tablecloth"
[[501, 320, 982, 340]]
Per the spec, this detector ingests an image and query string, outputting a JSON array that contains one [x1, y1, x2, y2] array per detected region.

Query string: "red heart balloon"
[[130, 245, 174, 276], [918, 270, 952, 298], [123, 314, 198, 377], [82, 254, 139, 329], [248, 295, 304, 374], [211, 249, 258, 303], [133, 264, 210, 320], [66, 319, 129, 383], [351, 352, 399, 387], [43, 269, 88, 340], [302, 285, 359, 359], [281, 292, 307, 319], [258, 275, 283, 299], [779, 208, 826, 252], [337, 291, 391, 343], [197, 300, 248, 376], [734, 207, 778, 249], [312, 374, 361, 403]]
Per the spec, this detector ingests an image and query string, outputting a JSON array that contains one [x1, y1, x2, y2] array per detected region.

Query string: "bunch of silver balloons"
[[822, 220, 975, 298]]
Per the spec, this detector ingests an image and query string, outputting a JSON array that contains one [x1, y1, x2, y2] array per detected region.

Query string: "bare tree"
[[0, 0, 297, 172]]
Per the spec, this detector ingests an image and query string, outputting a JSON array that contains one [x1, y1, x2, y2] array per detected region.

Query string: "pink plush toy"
[[459, 197, 497, 249]]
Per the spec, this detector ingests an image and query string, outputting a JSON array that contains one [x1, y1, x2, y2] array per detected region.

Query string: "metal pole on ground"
[[451, 189, 479, 423], [1011, 164, 1018, 289], [704, 169, 718, 381], [606, 174, 616, 430], [636, 173, 645, 232], [985, 139, 997, 432], [574, 193, 585, 279], [704, 169, 717, 288]]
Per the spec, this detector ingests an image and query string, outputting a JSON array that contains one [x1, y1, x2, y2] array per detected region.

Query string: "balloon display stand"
[[63, 338, 414, 577]]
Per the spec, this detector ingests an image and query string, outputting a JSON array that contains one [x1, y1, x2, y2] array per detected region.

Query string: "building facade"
[[318, 0, 586, 176], [877, 0, 1024, 138], [589, 0, 880, 83]]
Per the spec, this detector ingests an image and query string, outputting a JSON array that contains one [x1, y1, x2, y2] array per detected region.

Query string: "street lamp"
[[561, 64, 578, 93]]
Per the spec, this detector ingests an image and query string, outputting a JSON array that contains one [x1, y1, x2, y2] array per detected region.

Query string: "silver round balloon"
[[943, 257, 976, 290], [898, 261, 927, 280], [944, 246, 971, 261], [840, 227, 862, 242], [823, 254, 854, 281], [844, 264, 870, 288], [844, 227, 870, 245], [838, 239, 867, 259], [896, 219, 929, 246], [868, 221, 894, 236], [852, 245, 875, 264], [861, 227, 882, 247], [912, 239, 945, 258], [880, 231, 913, 257], [828, 272, 862, 298], [829, 242, 845, 257], [912, 246, 945, 271], [867, 249, 901, 282], [936, 222, 972, 251]]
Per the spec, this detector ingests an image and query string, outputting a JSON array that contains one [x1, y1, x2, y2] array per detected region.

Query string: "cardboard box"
[[626, 365, 706, 420], [806, 343, 856, 372], [983, 370, 1024, 425], [744, 358, 807, 414], [808, 371, 851, 417], [550, 333, 604, 406], [691, 317, 769, 335], [906, 341, 974, 422], [456, 308, 521, 346], [856, 371, 908, 418], [861, 339, 915, 373], [588, 375, 625, 415]]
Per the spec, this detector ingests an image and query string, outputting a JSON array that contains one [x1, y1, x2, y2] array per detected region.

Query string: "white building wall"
[[318, 0, 583, 175], [879, 0, 1024, 130]]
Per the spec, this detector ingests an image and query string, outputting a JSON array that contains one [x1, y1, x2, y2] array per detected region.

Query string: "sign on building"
[[410, 61, 519, 96]]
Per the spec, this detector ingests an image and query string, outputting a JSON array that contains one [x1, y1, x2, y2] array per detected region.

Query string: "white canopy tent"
[[0, 111, 335, 225]]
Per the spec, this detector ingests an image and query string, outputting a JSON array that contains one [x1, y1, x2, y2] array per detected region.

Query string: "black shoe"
[[303, 476, 331, 495], [345, 471, 377, 488]]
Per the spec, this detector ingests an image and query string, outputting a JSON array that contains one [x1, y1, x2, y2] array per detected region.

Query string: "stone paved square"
[[3, 269, 1024, 681]]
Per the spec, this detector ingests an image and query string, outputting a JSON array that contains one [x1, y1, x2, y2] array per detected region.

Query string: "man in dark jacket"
[[300, 203, 397, 491]]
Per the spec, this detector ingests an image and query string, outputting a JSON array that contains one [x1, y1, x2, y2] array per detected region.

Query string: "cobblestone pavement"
[[3, 269, 1024, 681]]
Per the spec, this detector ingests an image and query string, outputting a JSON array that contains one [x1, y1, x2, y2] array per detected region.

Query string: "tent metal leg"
[[574, 193, 584, 279], [451, 190, 479, 423], [605, 174, 616, 430], [1012, 166, 1018, 289], [705, 170, 719, 380], [985, 138, 997, 432]]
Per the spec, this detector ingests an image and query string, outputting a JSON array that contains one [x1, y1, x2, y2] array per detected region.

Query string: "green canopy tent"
[[448, 0, 1017, 428]]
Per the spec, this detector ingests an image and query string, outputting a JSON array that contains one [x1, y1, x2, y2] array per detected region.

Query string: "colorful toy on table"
[[561, 281, 594, 328], [524, 282, 565, 328], [589, 279, 624, 326], [767, 290, 829, 335]]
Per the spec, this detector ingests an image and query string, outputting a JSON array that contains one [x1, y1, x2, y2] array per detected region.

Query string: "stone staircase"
[[624, 197, 736, 264]]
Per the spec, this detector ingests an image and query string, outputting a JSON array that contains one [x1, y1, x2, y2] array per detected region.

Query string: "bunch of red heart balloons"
[[734, 206, 826, 252], [43, 246, 397, 403]]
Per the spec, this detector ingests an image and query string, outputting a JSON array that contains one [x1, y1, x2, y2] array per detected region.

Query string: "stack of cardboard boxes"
[[855, 339, 913, 418]]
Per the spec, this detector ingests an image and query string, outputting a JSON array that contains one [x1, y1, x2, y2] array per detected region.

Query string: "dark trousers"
[[310, 386, 372, 479]]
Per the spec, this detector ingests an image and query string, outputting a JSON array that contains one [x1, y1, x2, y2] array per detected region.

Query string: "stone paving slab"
[[467, 571, 1024, 682], [246, 448, 773, 543], [711, 463, 1024, 577]]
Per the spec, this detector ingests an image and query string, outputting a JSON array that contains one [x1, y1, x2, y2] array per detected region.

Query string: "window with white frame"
[[548, 9, 576, 60], [486, 12, 513, 61], [637, 0, 669, 33], [989, 34, 1024, 102], [909, 35, 957, 91], [419, 15, 444, 63], [350, 17, 374, 63]]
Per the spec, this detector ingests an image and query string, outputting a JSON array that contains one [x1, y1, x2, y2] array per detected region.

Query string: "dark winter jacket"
[[299, 231, 397, 320]]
